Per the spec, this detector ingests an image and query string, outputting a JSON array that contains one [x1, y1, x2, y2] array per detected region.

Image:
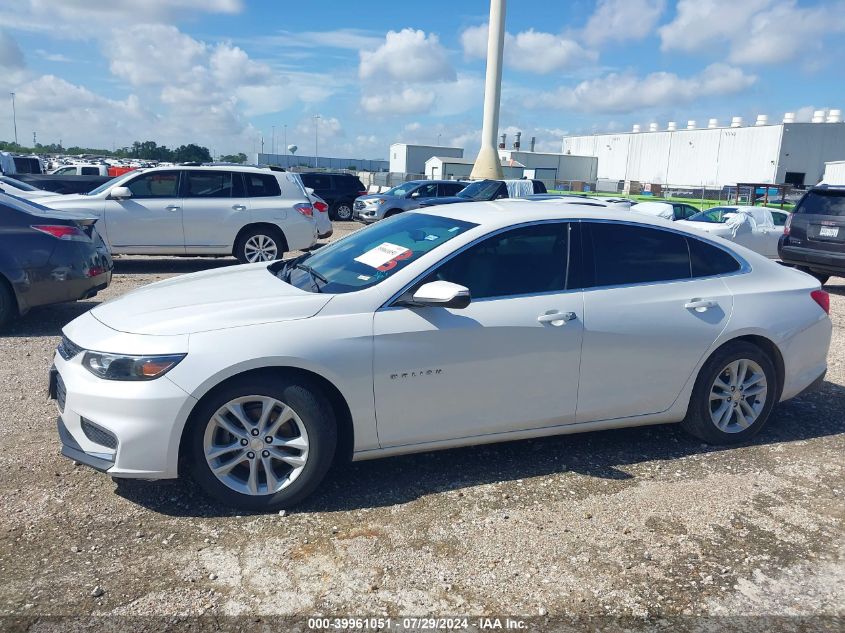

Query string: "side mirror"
[[402, 281, 471, 309], [109, 186, 132, 200], [410, 191, 420, 198]]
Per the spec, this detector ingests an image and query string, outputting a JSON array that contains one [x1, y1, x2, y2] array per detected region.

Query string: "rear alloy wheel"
[[681, 341, 777, 444], [332, 202, 353, 221], [236, 227, 285, 264], [189, 377, 336, 510]]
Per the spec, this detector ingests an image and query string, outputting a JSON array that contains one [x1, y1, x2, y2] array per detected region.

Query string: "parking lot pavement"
[[0, 224, 842, 621]]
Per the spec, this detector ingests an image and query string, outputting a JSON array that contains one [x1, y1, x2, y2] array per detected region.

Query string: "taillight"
[[31, 225, 88, 241], [783, 213, 793, 236], [811, 289, 830, 315], [313, 201, 328, 213], [294, 203, 313, 218]]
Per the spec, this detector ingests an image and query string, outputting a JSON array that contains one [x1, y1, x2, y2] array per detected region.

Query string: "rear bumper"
[[779, 243, 845, 275]]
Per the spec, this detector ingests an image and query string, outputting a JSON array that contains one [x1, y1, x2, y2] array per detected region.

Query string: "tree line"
[[0, 140, 247, 164]]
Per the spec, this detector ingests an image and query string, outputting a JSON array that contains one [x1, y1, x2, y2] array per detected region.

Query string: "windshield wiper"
[[293, 262, 328, 291]]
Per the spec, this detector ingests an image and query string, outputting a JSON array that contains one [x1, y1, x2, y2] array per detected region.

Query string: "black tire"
[[331, 201, 354, 221], [0, 280, 16, 330], [681, 341, 778, 445], [234, 226, 286, 264], [187, 375, 337, 511]]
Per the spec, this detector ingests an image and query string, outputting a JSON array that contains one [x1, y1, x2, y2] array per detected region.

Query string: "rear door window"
[[184, 170, 234, 198], [302, 174, 331, 190], [80, 167, 100, 175], [245, 173, 281, 198], [796, 190, 845, 217], [586, 222, 691, 287]]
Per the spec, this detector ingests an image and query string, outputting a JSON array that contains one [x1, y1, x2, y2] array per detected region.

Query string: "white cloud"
[[583, 0, 667, 46], [359, 28, 455, 82], [361, 88, 436, 115], [659, 0, 845, 64], [461, 24, 596, 74], [260, 29, 383, 51], [526, 63, 757, 114], [35, 50, 73, 63], [0, 30, 25, 69]]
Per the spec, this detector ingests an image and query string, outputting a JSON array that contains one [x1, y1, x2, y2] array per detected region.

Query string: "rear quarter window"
[[245, 174, 282, 198], [688, 237, 741, 277]]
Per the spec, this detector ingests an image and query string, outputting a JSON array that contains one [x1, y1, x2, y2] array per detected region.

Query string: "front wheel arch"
[[178, 366, 355, 477]]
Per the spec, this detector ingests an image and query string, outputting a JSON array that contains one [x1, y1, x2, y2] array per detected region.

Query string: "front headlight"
[[82, 352, 186, 381], [367, 199, 386, 206]]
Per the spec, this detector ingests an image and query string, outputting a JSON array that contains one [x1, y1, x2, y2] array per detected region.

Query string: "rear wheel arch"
[[179, 366, 355, 475], [233, 223, 288, 260], [0, 273, 20, 327]]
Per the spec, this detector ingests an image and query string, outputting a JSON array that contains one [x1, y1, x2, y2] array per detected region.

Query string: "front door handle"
[[684, 298, 718, 312], [538, 311, 577, 326], [166, 205, 181, 212], [232, 204, 247, 211]]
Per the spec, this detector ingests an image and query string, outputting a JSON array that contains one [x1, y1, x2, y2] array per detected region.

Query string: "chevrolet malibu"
[[50, 202, 832, 510]]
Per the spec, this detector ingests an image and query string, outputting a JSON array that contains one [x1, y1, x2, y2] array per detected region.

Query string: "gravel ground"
[[0, 222, 843, 628]]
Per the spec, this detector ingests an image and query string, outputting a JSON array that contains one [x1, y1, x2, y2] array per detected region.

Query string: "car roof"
[[134, 164, 283, 175]]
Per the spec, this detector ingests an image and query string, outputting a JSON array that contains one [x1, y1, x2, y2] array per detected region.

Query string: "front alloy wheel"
[[189, 376, 337, 510], [203, 396, 309, 496]]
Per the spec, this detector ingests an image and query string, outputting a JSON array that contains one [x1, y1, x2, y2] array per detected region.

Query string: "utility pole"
[[260, 134, 265, 155], [313, 114, 320, 169], [470, 0, 506, 180], [10, 92, 18, 145]]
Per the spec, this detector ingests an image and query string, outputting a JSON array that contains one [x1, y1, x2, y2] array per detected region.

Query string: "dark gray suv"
[[353, 180, 466, 224], [779, 185, 845, 285]]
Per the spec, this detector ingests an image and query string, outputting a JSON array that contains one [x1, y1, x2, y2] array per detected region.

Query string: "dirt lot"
[[0, 222, 843, 628]]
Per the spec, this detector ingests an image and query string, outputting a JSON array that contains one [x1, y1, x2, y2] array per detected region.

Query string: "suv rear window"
[[245, 174, 281, 197], [796, 189, 845, 217]]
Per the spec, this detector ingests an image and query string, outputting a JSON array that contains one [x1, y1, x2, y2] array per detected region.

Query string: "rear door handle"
[[538, 311, 577, 325], [166, 205, 181, 212], [232, 204, 246, 211], [684, 298, 717, 311]]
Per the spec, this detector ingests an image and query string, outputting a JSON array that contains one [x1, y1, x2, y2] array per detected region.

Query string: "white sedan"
[[676, 206, 788, 258], [51, 202, 832, 510]]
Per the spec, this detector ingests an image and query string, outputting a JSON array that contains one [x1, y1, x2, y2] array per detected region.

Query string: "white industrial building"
[[562, 110, 845, 189], [390, 143, 463, 175], [498, 149, 597, 183], [425, 156, 525, 180], [822, 160, 845, 184]]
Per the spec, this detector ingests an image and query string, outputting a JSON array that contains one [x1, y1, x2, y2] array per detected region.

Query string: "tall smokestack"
[[514, 131, 521, 150], [499, 133, 506, 149], [530, 136, 536, 152]]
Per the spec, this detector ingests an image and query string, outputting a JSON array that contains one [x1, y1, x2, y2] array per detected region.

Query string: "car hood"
[[417, 196, 468, 207], [358, 194, 395, 202], [91, 263, 333, 336]]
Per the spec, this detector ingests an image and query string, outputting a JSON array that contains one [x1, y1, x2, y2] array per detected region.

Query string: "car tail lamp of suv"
[[293, 203, 314, 218], [811, 289, 830, 315], [783, 213, 793, 236], [313, 200, 328, 213]]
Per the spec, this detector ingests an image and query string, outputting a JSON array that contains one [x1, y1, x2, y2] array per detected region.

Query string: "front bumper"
[[50, 349, 196, 479]]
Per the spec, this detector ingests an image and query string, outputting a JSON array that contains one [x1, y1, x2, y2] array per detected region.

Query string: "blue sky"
[[1, 0, 843, 158]]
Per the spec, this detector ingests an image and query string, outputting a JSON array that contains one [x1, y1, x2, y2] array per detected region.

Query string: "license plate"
[[820, 226, 840, 238]]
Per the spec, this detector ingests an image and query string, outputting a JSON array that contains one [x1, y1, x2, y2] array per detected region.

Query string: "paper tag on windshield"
[[354, 242, 411, 269]]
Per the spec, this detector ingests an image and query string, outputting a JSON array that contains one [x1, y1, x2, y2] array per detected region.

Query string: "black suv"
[[299, 172, 367, 221], [779, 185, 845, 285]]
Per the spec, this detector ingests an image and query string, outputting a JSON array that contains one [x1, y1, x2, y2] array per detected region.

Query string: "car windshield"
[[0, 176, 39, 192], [85, 174, 130, 195], [457, 180, 501, 201], [687, 207, 736, 223], [797, 189, 845, 217], [384, 183, 420, 197], [277, 213, 477, 294]]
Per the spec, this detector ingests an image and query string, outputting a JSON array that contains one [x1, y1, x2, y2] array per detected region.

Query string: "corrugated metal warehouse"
[[390, 144, 463, 175], [562, 111, 845, 188]]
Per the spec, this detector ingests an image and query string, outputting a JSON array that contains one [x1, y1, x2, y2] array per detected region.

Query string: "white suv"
[[36, 165, 318, 263]]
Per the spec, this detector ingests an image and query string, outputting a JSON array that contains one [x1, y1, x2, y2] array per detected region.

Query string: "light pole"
[[271, 125, 276, 157], [10, 92, 18, 146], [437, 133, 442, 145], [283, 124, 287, 167], [313, 114, 320, 169], [470, 0, 506, 180]]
